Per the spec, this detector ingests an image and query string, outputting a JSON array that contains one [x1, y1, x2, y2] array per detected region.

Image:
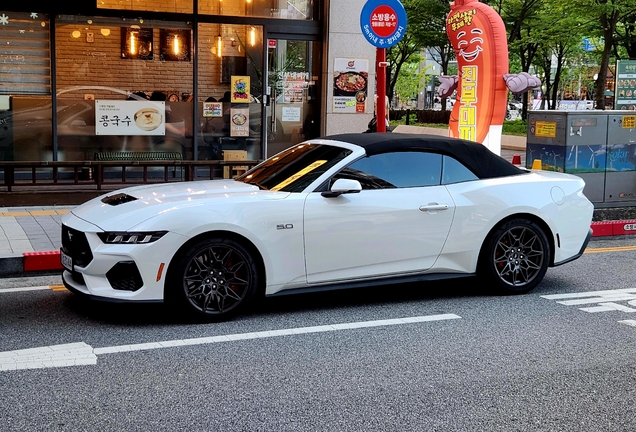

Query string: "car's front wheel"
[[167, 237, 259, 321], [479, 218, 550, 294]]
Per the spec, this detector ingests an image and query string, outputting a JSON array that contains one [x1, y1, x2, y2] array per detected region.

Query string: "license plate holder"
[[60, 250, 73, 272]]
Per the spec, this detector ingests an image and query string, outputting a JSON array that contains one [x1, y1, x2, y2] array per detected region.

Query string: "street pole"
[[376, 47, 387, 132]]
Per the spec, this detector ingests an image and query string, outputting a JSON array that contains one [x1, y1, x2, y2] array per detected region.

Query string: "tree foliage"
[[386, 0, 450, 106], [403, 0, 636, 113]]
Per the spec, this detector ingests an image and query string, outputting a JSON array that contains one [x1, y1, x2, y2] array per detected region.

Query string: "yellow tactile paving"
[[0, 212, 31, 217], [0, 209, 71, 217], [29, 210, 58, 216]]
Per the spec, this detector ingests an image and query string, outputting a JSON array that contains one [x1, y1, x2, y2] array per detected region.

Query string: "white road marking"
[[0, 313, 461, 372], [541, 288, 636, 300], [542, 289, 636, 327], [0, 286, 51, 293], [0, 343, 96, 371]]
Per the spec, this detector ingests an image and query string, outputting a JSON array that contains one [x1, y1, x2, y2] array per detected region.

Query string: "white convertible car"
[[61, 133, 594, 320]]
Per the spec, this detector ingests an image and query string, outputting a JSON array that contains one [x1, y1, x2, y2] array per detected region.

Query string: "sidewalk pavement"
[[0, 206, 72, 278]]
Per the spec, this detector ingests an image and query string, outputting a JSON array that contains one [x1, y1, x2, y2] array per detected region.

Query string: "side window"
[[442, 155, 478, 184], [332, 151, 442, 189]]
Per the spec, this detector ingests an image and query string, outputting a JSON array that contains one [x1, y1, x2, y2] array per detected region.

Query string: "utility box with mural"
[[527, 110, 636, 203]]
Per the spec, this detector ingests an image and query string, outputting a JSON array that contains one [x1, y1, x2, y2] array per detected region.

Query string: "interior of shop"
[[0, 2, 321, 162]]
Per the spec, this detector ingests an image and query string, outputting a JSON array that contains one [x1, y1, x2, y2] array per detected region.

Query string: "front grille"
[[61, 224, 93, 268], [106, 261, 144, 291]]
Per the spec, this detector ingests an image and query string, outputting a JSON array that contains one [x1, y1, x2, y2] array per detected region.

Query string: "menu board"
[[615, 60, 636, 110], [230, 108, 249, 137], [333, 58, 368, 114]]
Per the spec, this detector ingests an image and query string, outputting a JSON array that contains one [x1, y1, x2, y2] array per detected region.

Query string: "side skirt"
[[268, 272, 476, 297]]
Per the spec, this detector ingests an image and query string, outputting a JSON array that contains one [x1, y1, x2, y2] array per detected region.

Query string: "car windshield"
[[237, 143, 352, 192]]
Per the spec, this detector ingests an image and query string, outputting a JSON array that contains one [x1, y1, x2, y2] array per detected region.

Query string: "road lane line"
[[0, 313, 461, 371], [585, 245, 636, 254], [0, 286, 52, 293], [0, 343, 97, 371]]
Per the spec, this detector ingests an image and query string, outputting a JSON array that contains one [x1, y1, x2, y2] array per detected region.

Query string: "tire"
[[167, 237, 259, 321], [479, 218, 550, 294]]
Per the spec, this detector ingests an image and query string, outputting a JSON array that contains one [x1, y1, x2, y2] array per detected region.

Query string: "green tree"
[[386, 0, 450, 107], [394, 57, 431, 107], [587, 0, 636, 109], [529, 1, 590, 110]]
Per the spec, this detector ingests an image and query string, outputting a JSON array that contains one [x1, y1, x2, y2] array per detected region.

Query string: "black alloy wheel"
[[168, 237, 259, 321], [480, 218, 550, 294]]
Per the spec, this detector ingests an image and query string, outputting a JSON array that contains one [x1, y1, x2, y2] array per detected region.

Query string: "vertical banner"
[[230, 108, 249, 137], [231, 76, 250, 103], [333, 58, 369, 113], [615, 60, 636, 110]]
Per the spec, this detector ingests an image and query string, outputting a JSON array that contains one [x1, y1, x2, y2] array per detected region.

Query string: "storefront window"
[[97, 0, 193, 14], [0, 11, 52, 161], [198, 23, 263, 160], [55, 16, 193, 161], [97, 0, 314, 19], [266, 39, 321, 157], [199, 0, 314, 20]]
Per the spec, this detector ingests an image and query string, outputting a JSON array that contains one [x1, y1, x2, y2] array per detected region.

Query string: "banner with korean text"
[[95, 100, 166, 135]]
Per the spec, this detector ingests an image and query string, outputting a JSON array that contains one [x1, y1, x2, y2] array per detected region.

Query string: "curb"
[[0, 220, 635, 277], [591, 219, 636, 237], [0, 251, 63, 278]]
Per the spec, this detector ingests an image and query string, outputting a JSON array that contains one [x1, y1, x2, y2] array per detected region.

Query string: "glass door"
[[266, 39, 321, 158]]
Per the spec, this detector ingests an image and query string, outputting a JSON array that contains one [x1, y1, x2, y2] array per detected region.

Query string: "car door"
[[303, 151, 456, 284]]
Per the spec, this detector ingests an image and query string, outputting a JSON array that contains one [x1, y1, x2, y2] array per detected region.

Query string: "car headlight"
[[97, 231, 168, 244]]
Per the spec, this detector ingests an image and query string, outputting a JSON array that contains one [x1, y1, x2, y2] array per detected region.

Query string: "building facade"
[[0, 0, 376, 162]]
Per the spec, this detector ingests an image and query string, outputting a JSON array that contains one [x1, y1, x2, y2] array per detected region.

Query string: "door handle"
[[419, 203, 449, 212]]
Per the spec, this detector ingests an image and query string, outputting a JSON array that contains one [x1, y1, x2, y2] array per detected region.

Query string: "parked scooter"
[[365, 116, 391, 133]]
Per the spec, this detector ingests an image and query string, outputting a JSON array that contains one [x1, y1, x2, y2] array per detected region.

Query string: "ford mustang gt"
[[60, 133, 594, 320]]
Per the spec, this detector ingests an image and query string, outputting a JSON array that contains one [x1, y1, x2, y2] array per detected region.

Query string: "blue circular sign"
[[359, 0, 407, 48]]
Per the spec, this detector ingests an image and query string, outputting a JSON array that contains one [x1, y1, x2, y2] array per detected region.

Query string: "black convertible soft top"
[[322, 133, 525, 179]]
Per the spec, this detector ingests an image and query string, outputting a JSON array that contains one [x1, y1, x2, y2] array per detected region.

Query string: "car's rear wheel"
[[479, 218, 550, 294], [168, 237, 259, 321]]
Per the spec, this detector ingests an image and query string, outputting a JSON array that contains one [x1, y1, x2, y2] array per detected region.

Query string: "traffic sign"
[[359, 0, 407, 48]]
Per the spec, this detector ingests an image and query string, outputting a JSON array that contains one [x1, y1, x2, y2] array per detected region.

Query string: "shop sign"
[[359, 0, 407, 48], [230, 76, 250, 103], [281, 107, 301, 122], [230, 108, 249, 137], [203, 102, 223, 117], [615, 60, 636, 110], [333, 58, 368, 114], [281, 71, 309, 102], [95, 100, 165, 136]]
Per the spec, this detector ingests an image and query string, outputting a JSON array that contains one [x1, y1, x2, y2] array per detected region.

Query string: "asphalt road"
[[2, 237, 636, 431]]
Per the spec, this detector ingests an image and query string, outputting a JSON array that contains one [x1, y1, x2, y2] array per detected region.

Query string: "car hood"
[[71, 179, 289, 231]]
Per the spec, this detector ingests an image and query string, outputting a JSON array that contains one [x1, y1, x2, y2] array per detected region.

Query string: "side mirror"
[[321, 178, 362, 198]]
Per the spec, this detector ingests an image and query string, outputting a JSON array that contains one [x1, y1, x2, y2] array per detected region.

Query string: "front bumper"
[[61, 212, 186, 302]]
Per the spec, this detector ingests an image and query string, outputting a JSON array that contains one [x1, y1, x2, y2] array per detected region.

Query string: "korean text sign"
[[96, 100, 166, 136], [359, 0, 407, 48]]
